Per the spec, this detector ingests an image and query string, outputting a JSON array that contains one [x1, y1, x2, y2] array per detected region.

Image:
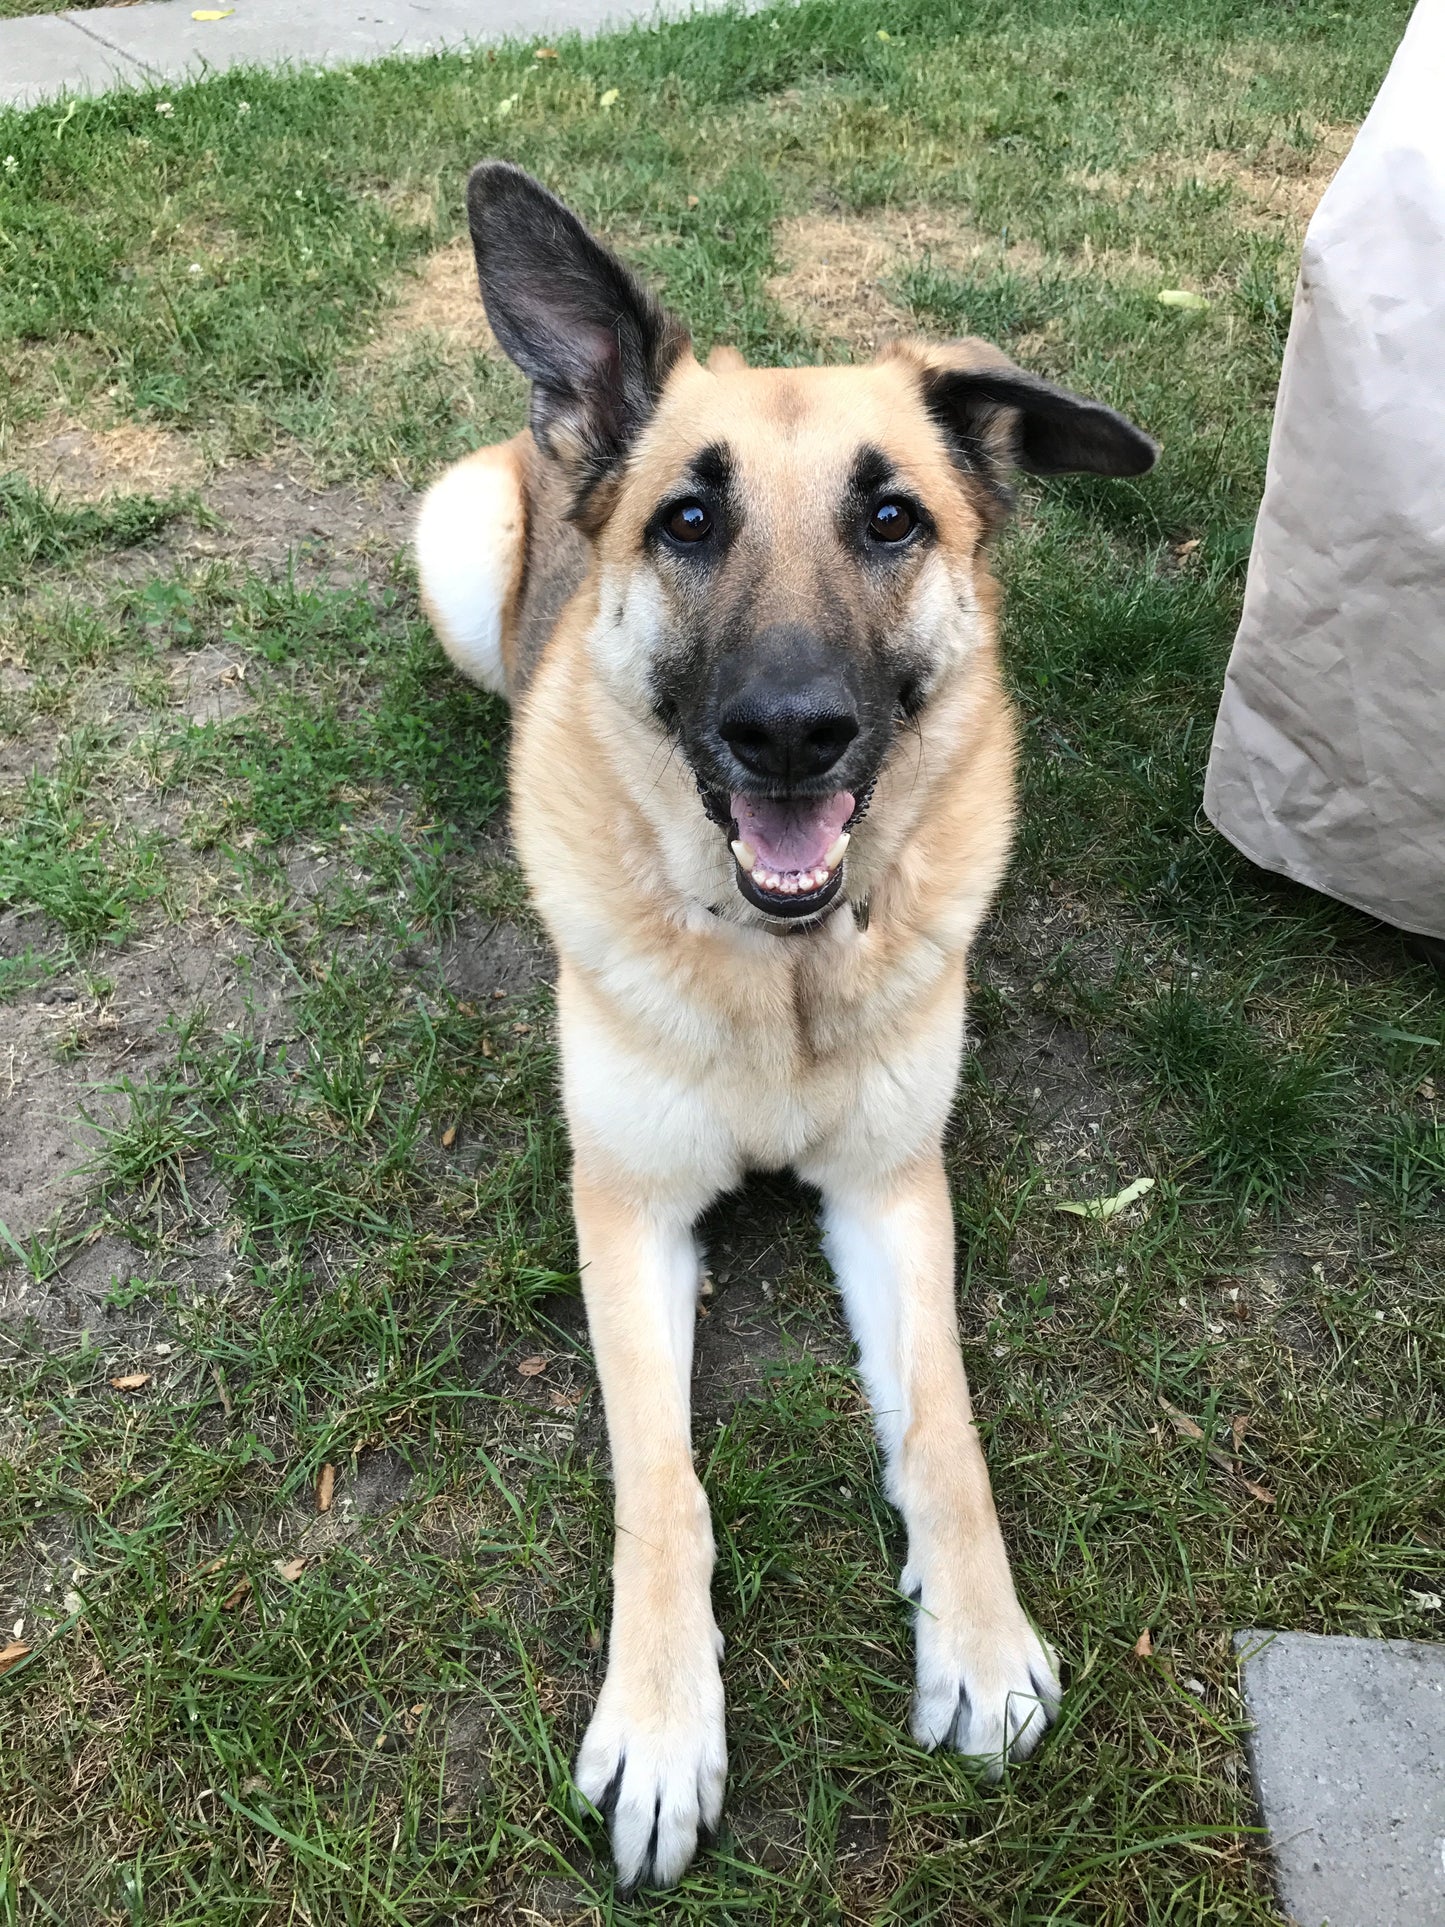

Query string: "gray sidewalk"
[[1, 0, 726, 112]]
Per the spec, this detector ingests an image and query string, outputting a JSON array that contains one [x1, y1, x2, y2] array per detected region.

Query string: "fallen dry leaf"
[[1241, 1478, 1276, 1506], [516, 1355, 548, 1377], [1159, 1396, 1237, 1472], [686, 193, 700, 209], [1056, 1176, 1154, 1221], [1133, 1627, 1153, 1658], [480, 1037, 494, 1058], [0, 1640, 32, 1675], [441, 1125, 457, 1149], [221, 1576, 251, 1611], [275, 1557, 307, 1583], [1230, 1414, 1250, 1450], [109, 1371, 152, 1391], [316, 1463, 336, 1513], [1158, 1396, 1205, 1441], [533, 44, 557, 58], [212, 1364, 233, 1416], [1174, 537, 1202, 556]]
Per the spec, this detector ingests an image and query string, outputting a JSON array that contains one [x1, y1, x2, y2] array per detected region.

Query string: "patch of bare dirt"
[[15, 425, 207, 503], [0, 916, 292, 1257], [0, 992, 114, 1261], [165, 643, 254, 727], [436, 914, 552, 1003], [692, 1174, 847, 1424], [169, 464, 414, 579], [10, 418, 413, 584]]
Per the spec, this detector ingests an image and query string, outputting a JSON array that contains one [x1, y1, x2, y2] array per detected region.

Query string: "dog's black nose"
[[718, 677, 859, 782], [715, 633, 860, 784]]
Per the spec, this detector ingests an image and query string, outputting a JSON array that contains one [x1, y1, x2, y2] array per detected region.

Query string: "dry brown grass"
[[382, 237, 497, 355], [1202, 124, 1356, 230], [12, 424, 207, 503], [1070, 123, 1357, 237], [766, 208, 1164, 357], [767, 209, 1048, 354]]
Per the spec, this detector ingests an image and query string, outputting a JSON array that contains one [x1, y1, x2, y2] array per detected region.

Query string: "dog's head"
[[468, 162, 1156, 923]]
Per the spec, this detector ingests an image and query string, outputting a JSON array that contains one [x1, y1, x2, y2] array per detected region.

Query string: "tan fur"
[[420, 336, 1062, 1890]]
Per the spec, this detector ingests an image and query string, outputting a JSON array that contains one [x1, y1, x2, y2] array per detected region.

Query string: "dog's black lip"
[[734, 856, 844, 921], [689, 769, 878, 922]]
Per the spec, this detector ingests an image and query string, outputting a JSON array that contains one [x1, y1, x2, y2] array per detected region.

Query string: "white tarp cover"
[[1204, 0, 1445, 941]]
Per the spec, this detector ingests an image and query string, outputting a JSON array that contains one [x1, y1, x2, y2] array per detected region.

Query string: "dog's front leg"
[[570, 1165, 725, 1891], [819, 1154, 1060, 1774]]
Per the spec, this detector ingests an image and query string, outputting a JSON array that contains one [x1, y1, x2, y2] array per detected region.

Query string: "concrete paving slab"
[[1, 0, 731, 113], [0, 12, 157, 112], [1235, 1630, 1445, 1927]]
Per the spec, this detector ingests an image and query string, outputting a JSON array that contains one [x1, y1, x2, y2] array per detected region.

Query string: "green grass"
[[0, 765, 172, 944], [0, 474, 184, 592], [0, 0, 110, 17], [2, 0, 1441, 1922]]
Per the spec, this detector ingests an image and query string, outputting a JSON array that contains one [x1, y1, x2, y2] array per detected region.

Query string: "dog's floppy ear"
[[895, 338, 1157, 493], [467, 161, 691, 499]]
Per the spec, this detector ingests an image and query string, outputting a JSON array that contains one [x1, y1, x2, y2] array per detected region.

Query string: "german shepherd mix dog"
[[417, 162, 1156, 1892]]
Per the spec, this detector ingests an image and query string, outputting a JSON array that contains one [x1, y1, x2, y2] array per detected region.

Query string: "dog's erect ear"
[[467, 161, 691, 495], [896, 338, 1157, 493]]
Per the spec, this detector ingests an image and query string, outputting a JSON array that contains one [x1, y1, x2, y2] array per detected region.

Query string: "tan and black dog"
[[416, 161, 1155, 1892]]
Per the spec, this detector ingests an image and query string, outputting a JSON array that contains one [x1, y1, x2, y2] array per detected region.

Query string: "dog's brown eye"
[[666, 501, 713, 544], [869, 498, 916, 543]]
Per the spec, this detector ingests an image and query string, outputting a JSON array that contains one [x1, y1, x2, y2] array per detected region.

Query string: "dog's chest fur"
[[534, 768, 976, 1185]]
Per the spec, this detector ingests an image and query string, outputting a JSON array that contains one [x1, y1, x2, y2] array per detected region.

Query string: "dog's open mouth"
[[728, 791, 854, 919]]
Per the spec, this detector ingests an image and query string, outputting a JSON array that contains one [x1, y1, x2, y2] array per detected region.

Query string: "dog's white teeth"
[[824, 832, 850, 872], [745, 856, 844, 900]]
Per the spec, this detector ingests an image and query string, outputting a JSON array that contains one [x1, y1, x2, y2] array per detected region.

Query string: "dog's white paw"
[[904, 1566, 1061, 1778], [575, 1647, 727, 1893]]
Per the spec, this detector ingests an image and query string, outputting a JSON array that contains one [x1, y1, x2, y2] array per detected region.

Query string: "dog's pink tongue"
[[731, 792, 853, 873]]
